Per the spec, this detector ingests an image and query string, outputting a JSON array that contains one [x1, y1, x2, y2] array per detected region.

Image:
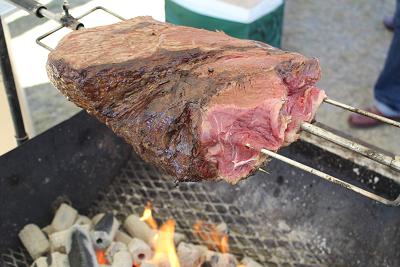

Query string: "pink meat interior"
[[199, 57, 325, 185]]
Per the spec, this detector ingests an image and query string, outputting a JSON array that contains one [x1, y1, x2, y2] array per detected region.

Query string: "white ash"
[[51, 204, 78, 232], [41, 225, 54, 236], [20, 203, 251, 267], [105, 241, 127, 264], [214, 222, 229, 237], [31, 256, 48, 267], [177, 242, 200, 267], [90, 213, 119, 251], [19, 224, 50, 260], [114, 230, 133, 246], [124, 214, 154, 245], [74, 215, 94, 229], [49, 224, 91, 254], [172, 232, 186, 246], [46, 252, 69, 267], [111, 250, 132, 267], [128, 237, 152, 266], [194, 245, 209, 259]]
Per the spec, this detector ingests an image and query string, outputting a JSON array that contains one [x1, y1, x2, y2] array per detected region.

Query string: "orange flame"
[[150, 219, 181, 267], [139, 202, 180, 267], [193, 219, 211, 245], [193, 219, 229, 253], [95, 250, 110, 265], [220, 235, 229, 254], [139, 201, 158, 229]]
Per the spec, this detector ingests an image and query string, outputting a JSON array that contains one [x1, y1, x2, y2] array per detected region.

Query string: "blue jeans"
[[374, 0, 400, 116]]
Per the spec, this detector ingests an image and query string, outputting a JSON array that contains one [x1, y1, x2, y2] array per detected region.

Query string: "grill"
[[2, 1, 400, 266], [2, 112, 400, 267], [3, 0, 400, 207], [0, 147, 364, 267]]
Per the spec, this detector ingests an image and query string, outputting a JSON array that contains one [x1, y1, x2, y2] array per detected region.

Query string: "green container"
[[165, 0, 284, 48]]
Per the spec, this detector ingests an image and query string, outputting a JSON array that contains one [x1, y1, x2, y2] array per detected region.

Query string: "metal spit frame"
[[248, 99, 400, 206], [3, 0, 400, 206], [1, 0, 125, 146], [0, 14, 28, 145]]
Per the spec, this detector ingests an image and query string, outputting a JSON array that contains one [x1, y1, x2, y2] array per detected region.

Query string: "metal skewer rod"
[[300, 122, 400, 172], [258, 168, 270, 175], [324, 98, 400, 128], [36, 6, 126, 51], [246, 144, 400, 207]]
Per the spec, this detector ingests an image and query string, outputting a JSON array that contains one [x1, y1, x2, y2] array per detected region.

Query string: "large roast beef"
[[46, 16, 326, 185]]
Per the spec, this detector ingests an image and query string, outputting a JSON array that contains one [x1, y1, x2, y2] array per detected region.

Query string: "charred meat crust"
[[46, 17, 307, 183]]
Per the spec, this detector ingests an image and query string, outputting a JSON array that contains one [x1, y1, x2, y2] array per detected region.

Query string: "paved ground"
[[282, 0, 399, 156], [3, 0, 399, 156]]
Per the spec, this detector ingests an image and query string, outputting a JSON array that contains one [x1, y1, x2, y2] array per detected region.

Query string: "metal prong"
[[62, 0, 70, 16], [300, 122, 400, 173], [36, 6, 126, 51], [246, 144, 400, 207], [258, 168, 270, 175], [324, 98, 400, 128]]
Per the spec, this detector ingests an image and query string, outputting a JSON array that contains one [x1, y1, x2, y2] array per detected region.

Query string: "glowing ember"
[[193, 219, 210, 243], [95, 250, 110, 265], [194, 219, 229, 253], [137, 202, 245, 267], [140, 201, 158, 229]]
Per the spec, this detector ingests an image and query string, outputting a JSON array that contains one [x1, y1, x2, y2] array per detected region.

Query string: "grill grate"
[[1, 152, 343, 267], [88, 152, 341, 267], [1, 248, 32, 267]]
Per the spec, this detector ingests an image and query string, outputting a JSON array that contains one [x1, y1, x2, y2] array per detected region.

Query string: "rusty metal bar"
[[258, 168, 270, 175], [246, 144, 400, 207], [5, 0, 46, 18], [36, 6, 126, 51], [300, 122, 400, 172], [324, 98, 400, 128]]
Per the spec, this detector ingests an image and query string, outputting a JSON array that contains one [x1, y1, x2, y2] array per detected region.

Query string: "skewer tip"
[[258, 168, 270, 175]]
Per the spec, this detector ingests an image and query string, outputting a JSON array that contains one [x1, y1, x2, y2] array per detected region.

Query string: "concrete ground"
[[1, 0, 399, 158], [281, 0, 399, 156]]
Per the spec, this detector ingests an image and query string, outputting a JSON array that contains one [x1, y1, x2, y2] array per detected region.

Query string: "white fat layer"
[[232, 150, 259, 168], [212, 113, 221, 133]]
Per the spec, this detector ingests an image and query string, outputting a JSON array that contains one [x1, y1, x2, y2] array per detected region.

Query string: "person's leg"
[[374, 0, 400, 115], [349, 0, 400, 127]]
